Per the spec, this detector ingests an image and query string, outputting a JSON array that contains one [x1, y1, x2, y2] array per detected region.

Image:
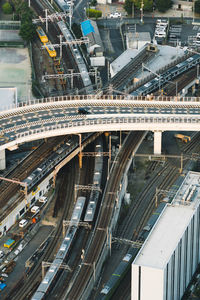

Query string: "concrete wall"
[[132, 203, 200, 300], [0, 172, 53, 235]]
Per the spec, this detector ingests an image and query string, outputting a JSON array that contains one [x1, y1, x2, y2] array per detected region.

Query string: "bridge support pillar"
[[153, 131, 162, 155], [0, 149, 5, 170]]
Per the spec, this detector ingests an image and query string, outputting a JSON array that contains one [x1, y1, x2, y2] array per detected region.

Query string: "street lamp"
[[140, 0, 144, 23]]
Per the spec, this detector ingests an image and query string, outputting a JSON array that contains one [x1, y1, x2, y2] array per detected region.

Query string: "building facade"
[[132, 171, 200, 300]]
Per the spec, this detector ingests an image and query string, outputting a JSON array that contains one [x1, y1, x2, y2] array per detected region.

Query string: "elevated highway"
[[0, 95, 200, 168]]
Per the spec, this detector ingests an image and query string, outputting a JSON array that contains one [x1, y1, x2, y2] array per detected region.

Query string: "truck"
[[174, 134, 191, 143]]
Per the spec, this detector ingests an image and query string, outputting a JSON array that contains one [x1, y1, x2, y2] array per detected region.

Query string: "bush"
[[195, 0, 200, 14], [87, 8, 102, 18], [2, 2, 13, 14]]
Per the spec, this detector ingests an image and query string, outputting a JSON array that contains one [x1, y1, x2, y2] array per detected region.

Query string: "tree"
[[123, 0, 134, 16], [124, 0, 153, 15], [2, 2, 13, 14], [134, 0, 153, 11], [156, 0, 172, 12], [195, 0, 200, 14], [19, 21, 36, 42]]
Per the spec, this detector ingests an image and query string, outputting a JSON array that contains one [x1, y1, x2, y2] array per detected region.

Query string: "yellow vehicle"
[[44, 42, 57, 58], [174, 134, 191, 143], [36, 26, 48, 44], [4, 239, 15, 248]]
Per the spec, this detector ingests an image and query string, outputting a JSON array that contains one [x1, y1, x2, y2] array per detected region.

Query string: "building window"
[[138, 266, 141, 300], [165, 263, 168, 300], [171, 252, 175, 299]]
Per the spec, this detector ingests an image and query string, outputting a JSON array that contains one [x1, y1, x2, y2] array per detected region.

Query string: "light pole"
[[140, 0, 144, 23]]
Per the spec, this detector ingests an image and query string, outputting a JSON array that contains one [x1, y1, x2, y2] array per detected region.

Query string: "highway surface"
[[1, 96, 200, 150]]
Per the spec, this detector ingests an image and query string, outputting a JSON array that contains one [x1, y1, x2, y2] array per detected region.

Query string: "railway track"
[[108, 134, 200, 300], [109, 49, 155, 90], [66, 131, 145, 299], [154, 66, 199, 96], [0, 136, 67, 220], [4, 159, 79, 300], [32, 0, 85, 92]]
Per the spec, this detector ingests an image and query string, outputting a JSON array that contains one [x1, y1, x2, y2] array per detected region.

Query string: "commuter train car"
[[36, 26, 48, 44], [84, 138, 103, 223], [31, 196, 86, 300], [44, 42, 57, 58], [131, 53, 200, 96], [57, 21, 93, 94], [54, 0, 70, 11], [97, 202, 167, 300], [23, 134, 93, 192]]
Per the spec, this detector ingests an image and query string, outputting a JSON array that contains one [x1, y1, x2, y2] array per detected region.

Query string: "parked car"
[[31, 206, 40, 214], [19, 219, 28, 228], [109, 12, 121, 18], [39, 196, 47, 204]]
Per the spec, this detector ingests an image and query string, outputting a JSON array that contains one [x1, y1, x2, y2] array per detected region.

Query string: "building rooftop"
[[110, 44, 186, 78], [133, 171, 200, 270], [81, 19, 103, 53], [81, 19, 94, 36], [0, 87, 17, 110]]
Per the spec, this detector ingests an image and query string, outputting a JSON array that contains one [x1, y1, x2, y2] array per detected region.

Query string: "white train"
[[32, 196, 86, 300], [84, 138, 103, 223], [57, 21, 94, 94]]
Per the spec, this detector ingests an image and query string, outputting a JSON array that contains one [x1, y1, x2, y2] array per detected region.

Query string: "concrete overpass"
[[0, 94, 200, 169]]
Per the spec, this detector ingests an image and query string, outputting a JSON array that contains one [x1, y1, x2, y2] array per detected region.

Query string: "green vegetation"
[[195, 0, 200, 14], [155, 0, 172, 12], [90, 0, 97, 6], [86, 8, 102, 18], [123, 0, 153, 15], [72, 23, 82, 39], [11, 0, 36, 42], [2, 2, 13, 14]]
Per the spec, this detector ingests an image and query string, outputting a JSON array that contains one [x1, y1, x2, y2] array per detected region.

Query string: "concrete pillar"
[[154, 131, 162, 155], [0, 149, 6, 170]]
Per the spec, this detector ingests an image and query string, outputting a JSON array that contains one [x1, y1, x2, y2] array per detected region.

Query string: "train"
[[57, 21, 94, 94], [54, 0, 70, 11], [97, 202, 167, 300], [84, 138, 103, 223], [31, 196, 86, 300], [131, 52, 200, 96], [36, 26, 56, 58], [36, 27, 48, 44], [23, 134, 93, 192], [44, 42, 57, 58]]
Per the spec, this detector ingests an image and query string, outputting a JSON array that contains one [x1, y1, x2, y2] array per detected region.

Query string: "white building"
[[81, 19, 105, 67], [132, 171, 200, 300], [126, 32, 151, 50]]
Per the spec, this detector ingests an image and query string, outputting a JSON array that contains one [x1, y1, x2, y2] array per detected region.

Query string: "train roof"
[[54, 0, 69, 10]]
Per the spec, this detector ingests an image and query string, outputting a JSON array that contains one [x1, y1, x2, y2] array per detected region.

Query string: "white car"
[[109, 12, 121, 18], [19, 219, 28, 228]]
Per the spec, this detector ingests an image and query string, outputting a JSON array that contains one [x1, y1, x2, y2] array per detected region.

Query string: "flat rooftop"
[[0, 87, 17, 110], [138, 44, 186, 79], [134, 171, 200, 270], [0, 48, 31, 103], [110, 44, 186, 78]]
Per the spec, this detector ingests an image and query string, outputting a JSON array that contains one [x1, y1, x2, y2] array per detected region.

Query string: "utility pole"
[[45, 9, 48, 33], [140, 0, 144, 23]]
